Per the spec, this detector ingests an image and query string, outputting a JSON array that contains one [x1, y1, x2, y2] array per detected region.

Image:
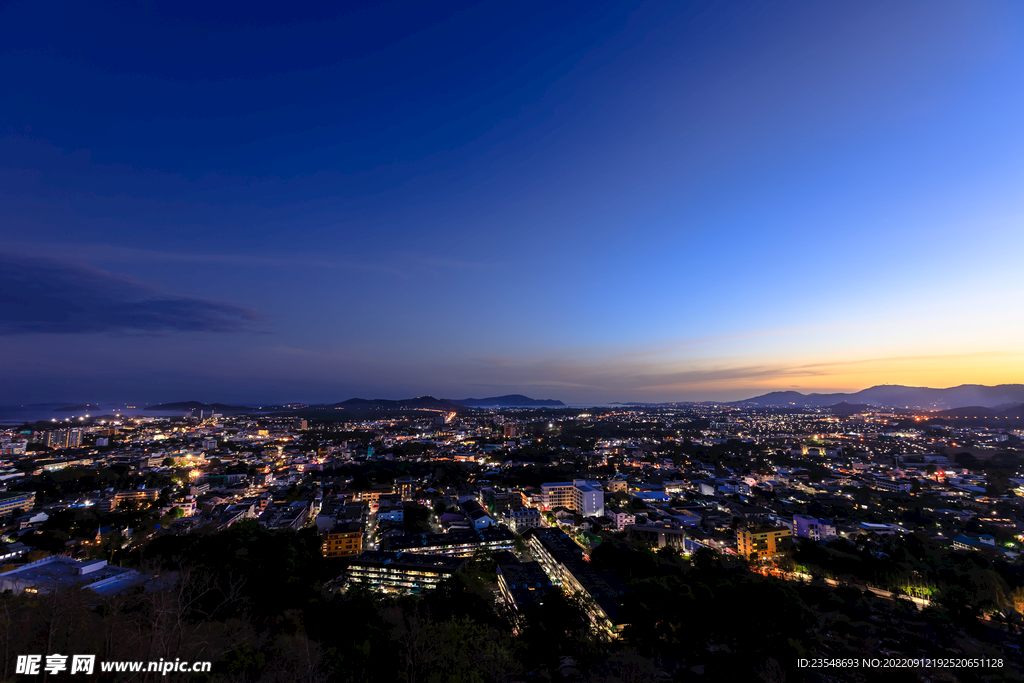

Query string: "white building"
[[792, 515, 837, 541], [608, 509, 635, 531], [505, 506, 542, 533], [541, 480, 604, 518]]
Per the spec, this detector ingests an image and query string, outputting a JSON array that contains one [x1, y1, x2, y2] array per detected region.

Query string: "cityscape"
[[4, 0, 1024, 681], [1, 390, 1023, 680]]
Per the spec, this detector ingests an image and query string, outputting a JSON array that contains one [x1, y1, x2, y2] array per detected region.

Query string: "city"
[[1, 393, 1022, 680]]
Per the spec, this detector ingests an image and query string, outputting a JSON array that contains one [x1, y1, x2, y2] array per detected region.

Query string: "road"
[[756, 567, 932, 610]]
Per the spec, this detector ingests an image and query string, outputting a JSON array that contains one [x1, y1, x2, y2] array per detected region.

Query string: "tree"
[[513, 533, 527, 554], [987, 471, 1010, 496], [162, 457, 176, 467], [955, 452, 980, 469]]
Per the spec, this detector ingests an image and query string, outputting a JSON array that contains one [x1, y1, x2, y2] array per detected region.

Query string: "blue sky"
[[2, 0, 1024, 404]]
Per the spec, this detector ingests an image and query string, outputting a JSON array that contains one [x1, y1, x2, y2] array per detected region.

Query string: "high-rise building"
[[43, 428, 83, 449], [394, 476, 416, 501], [45, 430, 68, 449], [540, 480, 604, 517]]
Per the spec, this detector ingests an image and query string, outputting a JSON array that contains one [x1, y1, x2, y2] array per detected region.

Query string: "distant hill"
[[145, 401, 254, 414], [320, 396, 469, 414], [448, 395, 565, 407], [934, 403, 1024, 420], [823, 402, 876, 417], [143, 395, 558, 418], [55, 403, 101, 412], [737, 384, 1024, 410]]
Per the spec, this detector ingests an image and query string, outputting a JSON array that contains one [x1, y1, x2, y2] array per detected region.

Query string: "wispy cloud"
[[0, 243, 493, 279], [0, 253, 262, 334]]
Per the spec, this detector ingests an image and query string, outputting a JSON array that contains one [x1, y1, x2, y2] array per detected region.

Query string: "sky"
[[2, 0, 1024, 405]]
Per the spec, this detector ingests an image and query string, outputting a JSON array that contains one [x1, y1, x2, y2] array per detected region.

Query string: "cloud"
[[0, 253, 262, 334]]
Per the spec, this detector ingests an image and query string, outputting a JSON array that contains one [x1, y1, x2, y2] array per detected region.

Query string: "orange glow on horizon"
[[633, 350, 1024, 399]]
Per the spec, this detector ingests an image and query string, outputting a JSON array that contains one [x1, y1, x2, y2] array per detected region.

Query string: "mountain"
[[448, 394, 565, 407], [737, 384, 1024, 410], [145, 401, 255, 414]]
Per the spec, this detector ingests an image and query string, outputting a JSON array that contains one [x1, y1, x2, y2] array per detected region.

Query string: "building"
[[858, 522, 905, 536], [737, 526, 792, 561], [44, 429, 83, 450], [461, 500, 494, 529], [505, 506, 542, 533], [632, 491, 671, 505], [605, 478, 628, 493], [323, 521, 364, 558], [483, 488, 514, 515], [628, 523, 688, 550], [97, 488, 160, 512], [793, 515, 837, 541], [394, 477, 416, 501], [377, 496, 405, 522], [525, 527, 626, 637], [541, 482, 576, 510], [0, 491, 36, 517], [381, 525, 515, 556], [346, 550, 466, 594], [496, 561, 553, 615], [873, 478, 912, 493], [357, 485, 395, 510], [608, 509, 635, 531], [952, 534, 997, 552], [0, 541, 28, 563], [541, 480, 604, 517], [0, 556, 144, 595], [259, 501, 310, 531]]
